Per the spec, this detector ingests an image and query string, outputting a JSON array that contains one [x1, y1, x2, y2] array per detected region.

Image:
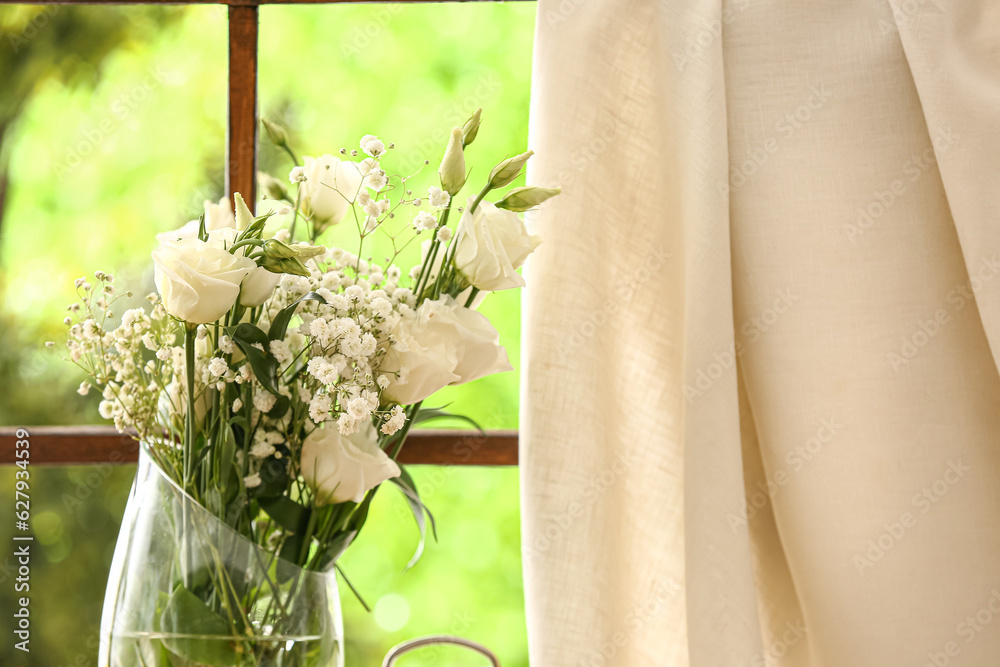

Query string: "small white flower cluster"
[[255, 244, 418, 439], [63, 277, 178, 437]]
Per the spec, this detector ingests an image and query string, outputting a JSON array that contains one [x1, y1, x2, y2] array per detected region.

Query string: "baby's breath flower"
[[428, 186, 450, 208], [360, 134, 385, 157], [380, 405, 406, 435], [208, 357, 228, 378]]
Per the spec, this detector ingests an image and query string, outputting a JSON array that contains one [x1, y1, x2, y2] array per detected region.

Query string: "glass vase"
[[99, 444, 343, 667]]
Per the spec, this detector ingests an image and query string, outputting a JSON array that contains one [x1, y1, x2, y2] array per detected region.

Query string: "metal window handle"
[[381, 635, 501, 667]]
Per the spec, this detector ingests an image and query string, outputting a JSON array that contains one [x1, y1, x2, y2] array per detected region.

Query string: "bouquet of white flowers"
[[60, 109, 557, 667]]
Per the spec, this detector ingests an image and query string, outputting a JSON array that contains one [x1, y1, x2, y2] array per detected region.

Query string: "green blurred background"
[[0, 3, 535, 665]]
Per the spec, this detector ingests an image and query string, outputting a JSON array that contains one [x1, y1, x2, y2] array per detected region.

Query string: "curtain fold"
[[521, 0, 762, 664], [889, 0, 1000, 366], [522, 0, 1000, 665]]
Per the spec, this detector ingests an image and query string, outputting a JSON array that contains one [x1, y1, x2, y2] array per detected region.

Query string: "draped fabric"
[[520, 1, 1000, 665]]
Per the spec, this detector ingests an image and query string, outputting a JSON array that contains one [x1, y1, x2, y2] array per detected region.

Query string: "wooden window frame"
[[0, 0, 529, 466]]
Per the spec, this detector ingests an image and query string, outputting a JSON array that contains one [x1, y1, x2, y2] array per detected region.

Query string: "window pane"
[[0, 4, 227, 427]]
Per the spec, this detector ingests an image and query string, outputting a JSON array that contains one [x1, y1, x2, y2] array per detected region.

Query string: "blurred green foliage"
[[0, 3, 535, 666]]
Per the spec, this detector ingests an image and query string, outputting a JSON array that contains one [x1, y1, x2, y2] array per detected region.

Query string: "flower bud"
[[261, 118, 289, 147], [233, 192, 254, 232], [494, 186, 561, 212], [439, 128, 467, 196], [258, 171, 288, 201], [262, 238, 299, 259], [462, 108, 482, 147], [488, 150, 534, 189], [289, 243, 326, 260], [259, 254, 310, 277]]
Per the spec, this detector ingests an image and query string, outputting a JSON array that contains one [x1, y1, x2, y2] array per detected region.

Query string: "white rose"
[[239, 268, 281, 307], [301, 155, 366, 230], [301, 422, 400, 504], [155, 197, 236, 244], [204, 201, 279, 308], [382, 296, 512, 405], [453, 198, 541, 292], [152, 237, 256, 324]]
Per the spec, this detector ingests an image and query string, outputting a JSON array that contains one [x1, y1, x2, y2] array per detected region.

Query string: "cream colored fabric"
[[521, 1, 1000, 665]]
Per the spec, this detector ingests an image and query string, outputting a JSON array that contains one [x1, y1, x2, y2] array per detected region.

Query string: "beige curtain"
[[520, 1, 1000, 665]]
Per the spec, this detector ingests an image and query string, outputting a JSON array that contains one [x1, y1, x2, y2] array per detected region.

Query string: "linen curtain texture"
[[520, 1, 1000, 665]]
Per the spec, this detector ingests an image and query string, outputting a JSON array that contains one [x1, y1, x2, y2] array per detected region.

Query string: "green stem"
[[282, 144, 300, 167], [289, 185, 303, 244], [469, 183, 492, 216], [184, 325, 197, 489], [390, 401, 422, 460]]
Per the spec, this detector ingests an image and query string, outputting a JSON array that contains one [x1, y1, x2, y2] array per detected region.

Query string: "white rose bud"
[[495, 186, 561, 212], [261, 118, 289, 147], [461, 107, 482, 147], [152, 237, 256, 324], [300, 155, 365, 231], [258, 171, 289, 201], [301, 422, 400, 504], [381, 296, 512, 405], [487, 150, 533, 189], [233, 192, 255, 232], [453, 198, 542, 291], [438, 128, 467, 196]]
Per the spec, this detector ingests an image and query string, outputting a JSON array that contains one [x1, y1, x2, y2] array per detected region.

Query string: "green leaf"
[[228, 323, 279, 395], [217, 426, 236, 490], [249, 457, 288, 499], [197, 213, 207, 243], [390, 465, 438, 570], [335, 564, 371, 612], [412, 406, 485, 433], [258, 495, 310, 535], [268, 291, 327, 343], [313, 528, 358, 571], [267, 394, 290, 420], [159, 586, 236, 666], [278, 533, 307, 576]]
